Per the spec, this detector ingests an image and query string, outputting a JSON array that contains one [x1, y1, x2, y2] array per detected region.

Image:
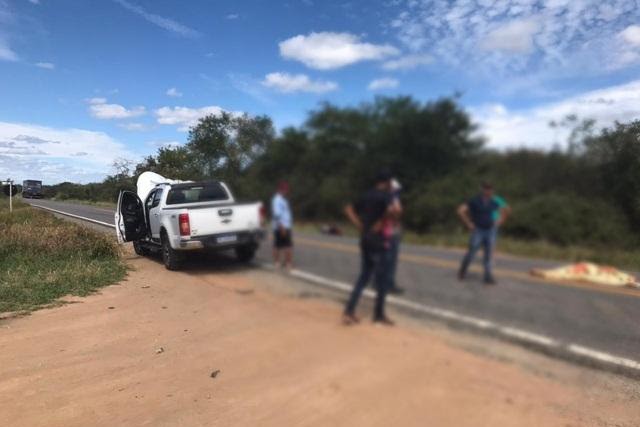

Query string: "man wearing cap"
[[343, 170, 401, 325], [457, 182, 510, 285], [272, 181, 293, 270]]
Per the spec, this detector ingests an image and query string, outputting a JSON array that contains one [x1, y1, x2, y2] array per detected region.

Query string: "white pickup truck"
[[115, 172, 265, 270]]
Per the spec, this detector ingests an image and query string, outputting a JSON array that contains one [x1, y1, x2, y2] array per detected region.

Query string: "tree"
[[186, 112, 275, 187], [583, 120, 640, 232], [134, 146, 200, 181]]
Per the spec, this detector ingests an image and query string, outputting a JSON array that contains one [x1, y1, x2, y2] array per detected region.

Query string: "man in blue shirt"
[[457, 182, 510, 284], [272, 181, 293, 270]]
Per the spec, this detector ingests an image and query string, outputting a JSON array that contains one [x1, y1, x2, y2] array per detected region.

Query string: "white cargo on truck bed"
[[115, 172, 265, 270]]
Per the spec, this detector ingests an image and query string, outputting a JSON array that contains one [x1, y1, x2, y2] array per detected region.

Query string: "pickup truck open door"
[[115, 190, 147, 243]]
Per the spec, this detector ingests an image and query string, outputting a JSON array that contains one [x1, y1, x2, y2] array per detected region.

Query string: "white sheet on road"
[[531, 263, 639, 288]]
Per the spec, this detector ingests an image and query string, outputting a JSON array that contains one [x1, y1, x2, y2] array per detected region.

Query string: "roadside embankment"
[[0, 198, 126, 314]]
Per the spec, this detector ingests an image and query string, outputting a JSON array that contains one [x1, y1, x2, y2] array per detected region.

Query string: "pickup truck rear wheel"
[[161, 233, 183, 271], [235, 244, 257, 263]]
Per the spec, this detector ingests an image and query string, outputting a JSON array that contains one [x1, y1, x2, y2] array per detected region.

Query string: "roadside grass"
[[295, 222, 640, 271], [0, 198, 126, 314]]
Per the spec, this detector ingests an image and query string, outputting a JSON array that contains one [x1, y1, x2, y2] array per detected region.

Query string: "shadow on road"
[[138, 249, 262, 276]]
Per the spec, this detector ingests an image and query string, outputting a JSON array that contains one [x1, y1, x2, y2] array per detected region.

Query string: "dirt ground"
[[1, 248, 639, 427]]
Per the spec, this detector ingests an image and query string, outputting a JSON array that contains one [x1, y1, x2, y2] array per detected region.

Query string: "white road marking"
[[30, 204, 116, 229], [498, 327, 559, 347], [386, 294, 496, 329], [567, 344, 640, 370], [288, 266, 639, 373], [26, 205, 640, 374]]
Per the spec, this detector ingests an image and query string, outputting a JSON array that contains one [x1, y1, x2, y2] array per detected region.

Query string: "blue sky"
[[1, 0, 640, 183]]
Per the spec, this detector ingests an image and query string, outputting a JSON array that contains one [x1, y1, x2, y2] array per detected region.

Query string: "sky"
[[1, 0, 640, 184]]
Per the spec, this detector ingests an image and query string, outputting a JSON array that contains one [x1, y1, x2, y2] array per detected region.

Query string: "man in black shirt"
[[343, 170, 400, 325], [457, 182, 510, 284]]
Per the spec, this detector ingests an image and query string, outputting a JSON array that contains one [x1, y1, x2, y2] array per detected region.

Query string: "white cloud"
[[390, 0, 640, 77], [0, 141, 46, 155], [87, 97, 107, 105], [166, 87, 183, 97], [228, 73, 274, 105], [382, 53, 432, 70], [262, 72, 338, 94], [118, 122, 149, 131], [28, 0, 40, 4], [154, 105, 231, 131], [0, 39, 18, 61], [480, 19, 539, 54], [368, 77, 399, 91], [471, 79, 640, 150], [0, 1, 18, 62], [35, 62, 55, 70], [279, 31, 399, 70], [226, 13, 239, 20], [620, 25, 640, 47], [88, 98, 146, 120], [0, 121, 135, 183], [113, 0, 200, 38]]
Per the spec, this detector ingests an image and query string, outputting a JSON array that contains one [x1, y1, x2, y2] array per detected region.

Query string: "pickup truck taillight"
[[178, 213, 190, 236]]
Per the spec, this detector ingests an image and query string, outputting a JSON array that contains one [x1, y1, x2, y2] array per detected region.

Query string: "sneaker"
[[373, 316, 395, 326], [457, 270, 466, 281], [388, 286, 405, 295], [483, 277, 497, 285], [342, 313, 360, 325]]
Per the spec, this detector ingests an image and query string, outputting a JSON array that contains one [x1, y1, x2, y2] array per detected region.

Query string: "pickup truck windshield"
[[166, 182, 229, 205]]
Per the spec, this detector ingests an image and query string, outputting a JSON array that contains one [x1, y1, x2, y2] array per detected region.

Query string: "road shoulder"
[[1, 248, 638, 427]]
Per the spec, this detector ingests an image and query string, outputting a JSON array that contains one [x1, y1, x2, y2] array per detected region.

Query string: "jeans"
[[459, 227, 497, 281], [345, 241, 391, 319], [388, 233, 401, 289]]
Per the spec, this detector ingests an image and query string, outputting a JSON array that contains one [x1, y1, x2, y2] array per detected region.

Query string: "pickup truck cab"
[[115, 172, 265, 270]]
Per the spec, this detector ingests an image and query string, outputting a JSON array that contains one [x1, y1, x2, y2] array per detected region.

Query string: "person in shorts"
[[271, 181, 293, 270]]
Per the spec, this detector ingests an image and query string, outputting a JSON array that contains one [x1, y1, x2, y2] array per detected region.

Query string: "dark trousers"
[[388, 233, 401, 288], [345, 242, 390, 319]]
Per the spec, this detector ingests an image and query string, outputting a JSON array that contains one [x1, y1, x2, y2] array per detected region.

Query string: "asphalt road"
[[26, 198, 640, 362]]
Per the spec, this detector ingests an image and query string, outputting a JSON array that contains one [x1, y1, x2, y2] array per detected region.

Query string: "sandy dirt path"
[[1, 249, 639, 427]]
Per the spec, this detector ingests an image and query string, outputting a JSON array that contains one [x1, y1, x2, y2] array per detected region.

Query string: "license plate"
[[217, 234, 237, 244]]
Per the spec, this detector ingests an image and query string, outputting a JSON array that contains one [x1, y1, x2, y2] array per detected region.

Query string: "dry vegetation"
[[0, 198, 126, 313]]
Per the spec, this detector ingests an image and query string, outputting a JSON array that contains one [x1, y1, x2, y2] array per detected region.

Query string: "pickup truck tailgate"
[[187, 203, 262, 237]]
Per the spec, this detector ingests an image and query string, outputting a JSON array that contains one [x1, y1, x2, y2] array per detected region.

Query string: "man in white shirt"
[[387, 179, 405, 294], [271, 181, 293, 270]]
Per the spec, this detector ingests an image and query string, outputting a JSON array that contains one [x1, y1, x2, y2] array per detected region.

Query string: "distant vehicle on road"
[[22, 180, 43, 198], [115, 172, 265, 270]]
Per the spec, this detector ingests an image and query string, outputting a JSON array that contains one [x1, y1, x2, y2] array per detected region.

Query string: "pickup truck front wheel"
[[161, 233, 183, 271], [235, 244, 257, 263], [133, 240, 149, 257]]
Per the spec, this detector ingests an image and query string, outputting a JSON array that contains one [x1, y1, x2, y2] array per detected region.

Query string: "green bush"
[[404, 174, 478, 233], [502, 193, 633, 247]]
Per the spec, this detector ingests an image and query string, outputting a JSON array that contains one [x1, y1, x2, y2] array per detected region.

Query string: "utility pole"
[[3, 178, 14, 213]]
